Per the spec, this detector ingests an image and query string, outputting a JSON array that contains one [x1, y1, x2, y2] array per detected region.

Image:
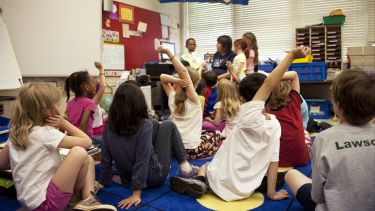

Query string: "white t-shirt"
[[9, 126, 65, 209], [93, 104, 104, 128], [213, 101, 238, 138], [207, 101, 281, 201], [232, 52, 247, 80], [181, 52, 201, 70], [168, 91, 203, 149]]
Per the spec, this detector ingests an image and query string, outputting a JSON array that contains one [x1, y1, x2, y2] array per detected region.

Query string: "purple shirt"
[[66, 97, 96, 137]]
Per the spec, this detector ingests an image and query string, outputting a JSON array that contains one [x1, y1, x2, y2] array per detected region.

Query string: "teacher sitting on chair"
[[212, 35, 236, 79]]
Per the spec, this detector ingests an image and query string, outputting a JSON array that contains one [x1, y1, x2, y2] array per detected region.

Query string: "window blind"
[[187, 2, 234, 56], [187, 0, 373, 61]]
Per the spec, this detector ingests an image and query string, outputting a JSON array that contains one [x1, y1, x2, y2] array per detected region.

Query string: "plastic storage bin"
[[258, 64, 276, 73], [289, 62, 327, 81], [292, 54, 313, 63], [306, 99, 331, 119], [0, 116, 10, 143], [323, 15, 346, 25]]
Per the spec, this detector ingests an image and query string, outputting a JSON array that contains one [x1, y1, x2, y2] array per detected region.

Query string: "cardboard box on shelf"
[[348, 46, 375, 56], [350, 56, 375, 66]]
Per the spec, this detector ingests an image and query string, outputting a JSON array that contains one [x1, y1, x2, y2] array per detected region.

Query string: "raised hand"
[[290, 45, 311, 60], [94, 61, 103, 70], [156, 46, 170, 54]]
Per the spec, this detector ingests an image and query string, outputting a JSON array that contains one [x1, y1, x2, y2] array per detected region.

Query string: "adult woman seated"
[[211, 35, 236, 79]]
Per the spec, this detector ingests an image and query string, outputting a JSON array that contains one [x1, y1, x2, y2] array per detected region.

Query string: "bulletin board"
[[102, 2, 163, 70]]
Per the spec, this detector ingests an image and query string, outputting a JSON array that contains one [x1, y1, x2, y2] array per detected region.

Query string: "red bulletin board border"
[[102, 2, 163, 70]]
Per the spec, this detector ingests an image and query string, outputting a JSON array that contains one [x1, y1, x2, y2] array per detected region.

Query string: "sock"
[[180, 161, 192, 173]]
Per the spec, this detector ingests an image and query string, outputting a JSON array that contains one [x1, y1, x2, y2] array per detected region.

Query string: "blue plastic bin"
[[289, 62, 327, 81], [258, 64, 276, 73], [0, 116, 10, 143], [306, 99, 331, 119]]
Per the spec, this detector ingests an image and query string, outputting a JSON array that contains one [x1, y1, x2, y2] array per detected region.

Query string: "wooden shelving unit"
[[295, 25, 342, 68]]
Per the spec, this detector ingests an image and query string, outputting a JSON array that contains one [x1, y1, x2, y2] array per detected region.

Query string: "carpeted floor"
[[0, 156, 312, 211]]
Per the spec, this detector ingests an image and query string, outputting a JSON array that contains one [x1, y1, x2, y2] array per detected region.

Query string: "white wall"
[[116, 0, 182, 54]]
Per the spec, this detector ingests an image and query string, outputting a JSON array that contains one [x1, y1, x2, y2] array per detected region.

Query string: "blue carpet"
[[0, 156, 312, 211]]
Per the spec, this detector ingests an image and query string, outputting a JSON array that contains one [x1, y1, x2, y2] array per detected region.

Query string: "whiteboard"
[[102, 43, 125, 70], [0, 15, 22, 90], [1, 0, 102, 77]]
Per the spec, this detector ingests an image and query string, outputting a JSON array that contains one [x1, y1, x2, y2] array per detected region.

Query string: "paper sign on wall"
[[102, 29, 120, 43], [137, 21, 148, 33], [170, 16, 179, 29], [162, 25, 169, 39], [160, 14, 170, 26], [122, 24, 130, 38], [119, 4, 134, 24]]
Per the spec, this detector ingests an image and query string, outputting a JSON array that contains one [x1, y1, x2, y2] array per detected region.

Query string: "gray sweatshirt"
[[312, 123, 375, 211]]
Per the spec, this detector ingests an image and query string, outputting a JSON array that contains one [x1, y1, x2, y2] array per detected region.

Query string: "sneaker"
[[178, 165, 199, 178], [73, 191, 117, 211], [170, 176, 207, 198], [69, 181, 102, 207]]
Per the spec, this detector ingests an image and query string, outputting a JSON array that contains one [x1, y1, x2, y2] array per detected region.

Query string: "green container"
[[323, 15, 346, 25]]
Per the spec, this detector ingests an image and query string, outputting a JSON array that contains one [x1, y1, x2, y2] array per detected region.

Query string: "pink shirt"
[[246, 49, 255, 75], [66, 97, 96, 137]]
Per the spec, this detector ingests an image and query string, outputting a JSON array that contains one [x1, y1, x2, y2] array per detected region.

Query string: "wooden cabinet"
[[296, 25, 342, 69]]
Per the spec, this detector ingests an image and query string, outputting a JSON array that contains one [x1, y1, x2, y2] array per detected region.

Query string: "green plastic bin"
[[323, 15, 346, 25]]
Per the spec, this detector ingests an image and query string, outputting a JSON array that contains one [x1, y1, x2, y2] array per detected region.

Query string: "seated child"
[[7, 83, 115, 210], [202, 71, 219, 117], [65, 62, 105, 144], [158, 46, 222, 160], [266, 71, 309, 167], [100, 82, 197, 209], [170, 46, 311, 201], [203, 79, 240, 137], [285, 69, 375, 211]]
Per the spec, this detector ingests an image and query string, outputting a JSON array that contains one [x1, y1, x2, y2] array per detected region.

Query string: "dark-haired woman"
[[100, 82, 197, 209], [212, 35, 236, 79]]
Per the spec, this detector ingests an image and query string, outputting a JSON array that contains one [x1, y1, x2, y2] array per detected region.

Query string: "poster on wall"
[[102, 29, 120, 43], [119, 4, 134, 24]]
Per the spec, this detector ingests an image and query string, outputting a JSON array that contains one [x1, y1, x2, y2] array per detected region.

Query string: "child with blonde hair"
[[266, 71, 309, 167], [7, 83, 115, 210], [204, 79, 240, 137], [158, 46, 222, 160]]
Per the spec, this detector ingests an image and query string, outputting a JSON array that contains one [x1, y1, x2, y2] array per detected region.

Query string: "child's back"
[[9, 125, 64, 209], [267, 76, 309, 167], [206, 100, 281, 201], [312, 123, 375, 210]]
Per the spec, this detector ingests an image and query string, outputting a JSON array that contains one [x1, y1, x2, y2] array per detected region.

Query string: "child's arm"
[[157, 46, 200, 105], [79, 110, 92, 135], [205, 109, 223, 126], [160, 74, 188, 97], [226, 61, 241, 84], [252, 46, 310, 101], [47, 115, 92, 149], [282, 71, 300, 93], [266, 162, 289, 200], [93, 62, 107, 104], [0, 144, 10, 170], [218, 72, 230, 80]]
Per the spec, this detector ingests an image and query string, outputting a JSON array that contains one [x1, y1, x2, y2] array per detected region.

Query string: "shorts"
[[34, 181, 72, 211], [296, 183, 316, 211]]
